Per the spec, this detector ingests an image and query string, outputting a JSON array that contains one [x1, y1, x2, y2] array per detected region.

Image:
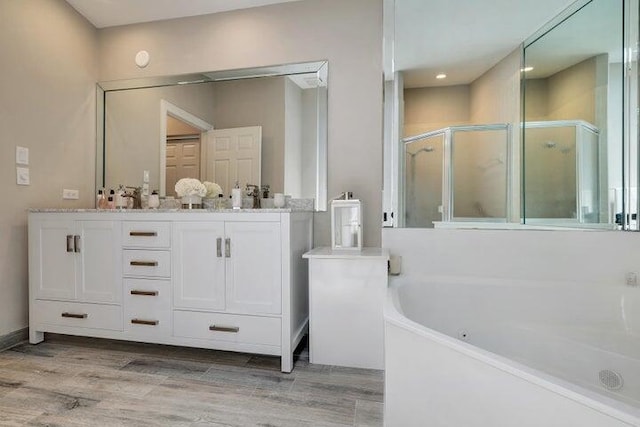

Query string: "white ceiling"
[[394, 0, 578, 88], [65, 0, 302, 28]]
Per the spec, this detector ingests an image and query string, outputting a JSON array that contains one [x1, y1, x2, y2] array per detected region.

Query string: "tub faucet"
[[246, 184, 260, 209]]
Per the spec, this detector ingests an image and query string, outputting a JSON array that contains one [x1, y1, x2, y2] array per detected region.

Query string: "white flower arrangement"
[[203, 181, 223, 198], [175, 178, 206, 198]]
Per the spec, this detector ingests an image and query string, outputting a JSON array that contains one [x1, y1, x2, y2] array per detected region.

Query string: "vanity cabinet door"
[[77, 221, 121, 303], [225, 221, 282, 315], [30, 219, 78, 300], [30, 219, 121, 303], [173, 222, 226, 311]]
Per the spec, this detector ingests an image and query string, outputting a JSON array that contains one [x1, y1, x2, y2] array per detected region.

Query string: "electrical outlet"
[[16, 167, 30, 185], [62, 189, 79, 200], [625, 272, 638, 286]]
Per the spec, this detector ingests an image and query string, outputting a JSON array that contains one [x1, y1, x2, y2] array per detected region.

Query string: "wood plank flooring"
[[0, 335, 383, 426]]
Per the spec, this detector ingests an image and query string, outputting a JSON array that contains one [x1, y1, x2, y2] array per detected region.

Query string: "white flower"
[[175, 178, 206, 197], [203, 181, 223, 198]]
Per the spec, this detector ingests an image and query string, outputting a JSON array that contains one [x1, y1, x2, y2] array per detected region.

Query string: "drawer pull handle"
[[216, 237, 222, 258], [66, 235, 74, 252], [130, 290, 158, 296], [130, 261, 158, 267], [225, 238, 231, 258], [131, 319, 159, 326], [129, 231, 157, 237], [61, 312, 87, 319], [209, 325, 239, 333], [74, 235, 81, 253]]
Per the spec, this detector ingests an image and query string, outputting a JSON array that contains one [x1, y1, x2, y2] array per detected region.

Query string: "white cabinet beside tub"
[[28, 210, 312, 372]]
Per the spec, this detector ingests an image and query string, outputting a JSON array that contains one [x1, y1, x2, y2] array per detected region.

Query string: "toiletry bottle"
[[148, 190, 160, 209], [215, 194, 225, 210], [96, 189, 104, 209], [98, 189, 109, 209], [231, 181, 242, 209], [115, 185, 126, 209], [108, 189, 115, 209]]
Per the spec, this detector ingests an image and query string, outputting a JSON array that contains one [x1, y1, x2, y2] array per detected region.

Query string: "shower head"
[[409, 146, 435, 156]]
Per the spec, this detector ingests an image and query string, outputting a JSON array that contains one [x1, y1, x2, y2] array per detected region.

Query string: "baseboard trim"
[[0, 327, 28, 351]]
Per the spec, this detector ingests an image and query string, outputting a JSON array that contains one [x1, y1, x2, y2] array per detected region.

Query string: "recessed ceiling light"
[[521, 66, 534, 72], [436, 73, 447, 79]]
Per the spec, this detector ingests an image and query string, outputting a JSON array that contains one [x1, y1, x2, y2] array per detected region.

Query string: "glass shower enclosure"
[[403, 124, 511, 228], [522, 120, 600, 225]]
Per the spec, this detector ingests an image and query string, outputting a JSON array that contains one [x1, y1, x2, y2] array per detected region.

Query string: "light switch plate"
[[63, 189, 79, 199], [16, 146, 29, 165], [16, 167, 30, 185]]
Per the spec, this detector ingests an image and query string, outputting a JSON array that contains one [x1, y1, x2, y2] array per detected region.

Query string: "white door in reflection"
[[205, 126, 262, 195], [165, 139, 202, 197]]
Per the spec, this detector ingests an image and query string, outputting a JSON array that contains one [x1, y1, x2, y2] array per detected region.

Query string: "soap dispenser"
[[231, 181, 242, 209]]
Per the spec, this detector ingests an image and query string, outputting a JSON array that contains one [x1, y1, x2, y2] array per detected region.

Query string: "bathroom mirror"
[[96, 61, 328, 211], [384, 0, 638, 230], [522, 0, 626, 229]]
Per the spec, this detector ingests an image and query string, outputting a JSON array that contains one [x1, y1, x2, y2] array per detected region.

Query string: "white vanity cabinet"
[[28, 217, 122, 344], [28, 210, 312, 373]]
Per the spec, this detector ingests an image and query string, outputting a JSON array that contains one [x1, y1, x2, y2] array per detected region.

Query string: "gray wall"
[[105, 83, 217, 191], [0, 0, 98, 336], [97, 0, 384, 246]]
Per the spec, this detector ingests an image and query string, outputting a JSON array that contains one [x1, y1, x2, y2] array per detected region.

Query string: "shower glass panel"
[[404, 133, 444, 227], [452, 128, 508, 220], [403, 124, 509, 228], [523, 120, 600, 224]]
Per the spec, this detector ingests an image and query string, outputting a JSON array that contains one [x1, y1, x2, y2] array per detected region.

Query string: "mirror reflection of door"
[[166, 116, 202, 197], [205, 126, 262, 195]]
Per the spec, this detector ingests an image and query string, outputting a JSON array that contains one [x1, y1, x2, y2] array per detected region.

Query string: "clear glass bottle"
[[96, 189, 105, 209], [215, 194, 226, 210]]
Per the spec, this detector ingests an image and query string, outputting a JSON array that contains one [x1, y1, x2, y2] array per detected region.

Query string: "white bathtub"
[[384, 276, 640, 427]]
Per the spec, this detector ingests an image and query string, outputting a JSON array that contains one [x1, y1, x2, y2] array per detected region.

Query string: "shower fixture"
[[409, 146, 435, 156]]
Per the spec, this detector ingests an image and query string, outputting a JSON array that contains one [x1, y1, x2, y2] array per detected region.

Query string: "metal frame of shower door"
[[402, 128, 449, 224], [445, 124, 511, 223], [575, 123, 601, 224]]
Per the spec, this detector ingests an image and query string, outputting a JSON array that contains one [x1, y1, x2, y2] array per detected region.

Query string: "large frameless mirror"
[[385, 0, 638, 230], [522, 0, 630, 229], [96, 61, 329, 211]]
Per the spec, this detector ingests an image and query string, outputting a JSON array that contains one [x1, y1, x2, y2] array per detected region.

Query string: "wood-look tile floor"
[[0, 335, 383, 426]]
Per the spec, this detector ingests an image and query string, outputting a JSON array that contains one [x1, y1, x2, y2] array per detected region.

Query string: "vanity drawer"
[[33, 300, 122, 331], [124, 279, 171, 337], [122, 249, 171, 278], [122, 222, 171, 248], [173, 311, 281, 347]]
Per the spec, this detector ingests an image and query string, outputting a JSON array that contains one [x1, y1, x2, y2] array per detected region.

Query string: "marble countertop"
[[28, 207, 309, 213], [30, 198, 315, 214]]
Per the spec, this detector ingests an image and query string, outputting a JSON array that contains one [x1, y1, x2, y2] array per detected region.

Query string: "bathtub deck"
[[0, 334, 383, 426]]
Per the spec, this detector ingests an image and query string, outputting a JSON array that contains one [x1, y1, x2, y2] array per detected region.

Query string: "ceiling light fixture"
[[521, 66, 534, 72], [436, 73, 447, 79]]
